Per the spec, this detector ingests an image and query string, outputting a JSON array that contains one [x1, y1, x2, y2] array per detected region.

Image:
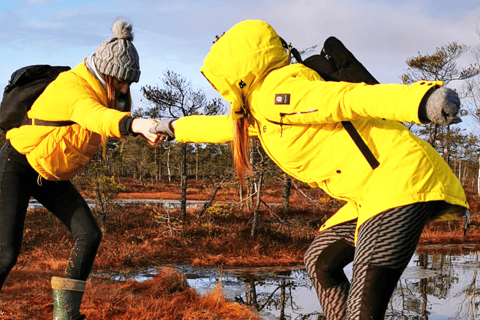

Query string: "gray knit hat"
[[94, 19, 140, 83]]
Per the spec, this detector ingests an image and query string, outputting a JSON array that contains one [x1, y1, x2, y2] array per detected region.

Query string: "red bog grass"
[[1, 179, 478, 319], [0, 180, 323, 319], [419, 188, 480, 245], [0, 267, 260, 319], [84, 268, 260, 320]]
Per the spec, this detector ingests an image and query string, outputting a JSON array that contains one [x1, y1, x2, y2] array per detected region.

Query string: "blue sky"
[[1, 0, 480, 120]]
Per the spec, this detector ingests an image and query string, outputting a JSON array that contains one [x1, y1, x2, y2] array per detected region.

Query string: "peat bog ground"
[[0, 179, 478, 319]]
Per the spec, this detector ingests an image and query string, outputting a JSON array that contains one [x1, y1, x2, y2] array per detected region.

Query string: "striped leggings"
[[304, 202, 439, 320]]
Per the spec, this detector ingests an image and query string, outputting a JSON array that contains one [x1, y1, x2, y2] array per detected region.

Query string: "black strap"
[[341, 121, 379, 169], [293, 37, 380, 170], [24, 118, 75, 127], [291, 47, 303, 63]]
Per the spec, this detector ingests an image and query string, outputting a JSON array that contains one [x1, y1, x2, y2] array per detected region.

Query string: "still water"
[[109, 248, 480, 320]]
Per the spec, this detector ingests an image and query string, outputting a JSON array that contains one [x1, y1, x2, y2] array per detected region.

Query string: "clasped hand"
[[131, 118, 175, 146]]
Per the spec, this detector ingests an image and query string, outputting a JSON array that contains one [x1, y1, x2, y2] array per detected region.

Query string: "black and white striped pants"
[[304, 202, 439, 320]]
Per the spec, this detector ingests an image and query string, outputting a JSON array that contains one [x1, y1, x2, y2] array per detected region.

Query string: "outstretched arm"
[[149, 115, 258, 144], [258, 77, 461, 126]]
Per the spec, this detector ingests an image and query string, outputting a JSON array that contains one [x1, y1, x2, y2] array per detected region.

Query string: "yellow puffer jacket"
[[6, 61, 130, 181], [174, 20, 468, 242]]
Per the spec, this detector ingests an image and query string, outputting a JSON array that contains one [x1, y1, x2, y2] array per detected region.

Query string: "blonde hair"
[[100, 75, 133, 153], [232, 112, 252, 184], [104, 75, 132, 111]]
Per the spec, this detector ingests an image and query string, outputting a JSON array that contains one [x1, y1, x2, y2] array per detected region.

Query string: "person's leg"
[[347, 202, 438, 320], [32, 180, 101, 320], [31, 180, 102, 281], [304, 220, 356, 320], [0, 142, 35, 290]]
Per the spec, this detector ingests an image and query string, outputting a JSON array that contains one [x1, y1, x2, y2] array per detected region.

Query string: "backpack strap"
[[298, 37, 380, 170], [341, 121, 379, 169], [23, 118, 76, 127]]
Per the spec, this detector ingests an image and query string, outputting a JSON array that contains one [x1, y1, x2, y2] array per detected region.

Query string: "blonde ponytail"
[[232, 115, 251, 184]]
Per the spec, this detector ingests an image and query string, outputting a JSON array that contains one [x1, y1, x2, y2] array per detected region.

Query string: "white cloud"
[[1, 0, 479, 107], [255, 0, 480, 84]]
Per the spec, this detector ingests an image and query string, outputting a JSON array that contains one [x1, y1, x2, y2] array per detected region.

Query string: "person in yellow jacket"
[[0, 19, 159, 319], [151, 20, 469, 320]]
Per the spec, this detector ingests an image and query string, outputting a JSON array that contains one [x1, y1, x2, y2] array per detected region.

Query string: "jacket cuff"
[[119, 116, 138, 137]]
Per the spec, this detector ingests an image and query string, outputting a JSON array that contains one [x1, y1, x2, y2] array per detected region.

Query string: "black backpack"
[[0, 64, 75, 132], [291, 37, 380, 169]]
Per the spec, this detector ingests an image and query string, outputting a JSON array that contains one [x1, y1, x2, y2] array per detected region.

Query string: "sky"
[[1, 0, 480, 123]]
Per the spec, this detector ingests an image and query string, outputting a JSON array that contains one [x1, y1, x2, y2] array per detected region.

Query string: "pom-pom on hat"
[[94, 19, 140, 83]]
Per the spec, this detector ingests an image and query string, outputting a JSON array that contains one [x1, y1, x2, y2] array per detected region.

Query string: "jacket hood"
[[200, 20, 291, 120]]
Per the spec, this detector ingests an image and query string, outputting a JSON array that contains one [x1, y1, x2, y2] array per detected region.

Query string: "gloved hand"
[[149, 119, 175, 141], [130, 118, 161, 145], [419, 87, 462, 125]]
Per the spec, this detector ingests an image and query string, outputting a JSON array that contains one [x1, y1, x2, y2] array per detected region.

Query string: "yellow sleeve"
[[29, 70, 129, 138], [257, 73, 442, 125], [69, 96, 129, 138], [63, 85, 128, 138], [175, 115, 257, 144]]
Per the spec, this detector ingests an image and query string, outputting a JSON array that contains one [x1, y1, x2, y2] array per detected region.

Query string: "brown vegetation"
[[0, 178, 478, 319], [418, 188, 480, 254]]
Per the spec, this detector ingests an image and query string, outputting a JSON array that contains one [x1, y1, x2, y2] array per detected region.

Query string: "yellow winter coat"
[[7, 61, 130, 181], [174, 20, 468, 242]]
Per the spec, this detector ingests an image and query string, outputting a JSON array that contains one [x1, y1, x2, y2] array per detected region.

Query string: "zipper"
[[278, 109, 318, 137]]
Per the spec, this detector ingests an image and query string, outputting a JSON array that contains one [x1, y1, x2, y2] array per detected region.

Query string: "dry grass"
[[1, 178, 478, 319], [0, 267, 260, 319], [419, 188, 480, 245], [1, 179, 325, 319]]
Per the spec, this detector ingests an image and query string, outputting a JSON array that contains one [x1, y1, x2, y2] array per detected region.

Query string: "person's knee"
[[85, 226, 102, 250], [74, 223, 102, 251], [315, 239, 355, 289]]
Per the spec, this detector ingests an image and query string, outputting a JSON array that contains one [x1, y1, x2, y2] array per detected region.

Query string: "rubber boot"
[[51, 276, 87, 320]]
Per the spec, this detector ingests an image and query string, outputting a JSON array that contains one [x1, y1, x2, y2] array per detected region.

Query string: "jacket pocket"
[[62, 139, 92, 166], [45, 139, 92, 179]]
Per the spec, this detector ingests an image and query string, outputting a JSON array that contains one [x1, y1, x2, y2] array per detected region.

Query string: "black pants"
[[0, 141, 102, 290]]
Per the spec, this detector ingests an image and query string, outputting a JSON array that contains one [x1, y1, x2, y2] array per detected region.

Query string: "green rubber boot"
[[51, 277, 87, 320]]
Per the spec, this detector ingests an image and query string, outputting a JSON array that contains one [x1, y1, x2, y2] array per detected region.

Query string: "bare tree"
[[401, 42, 480, 154], [460, 24, 480, 193], [282, 174, 291, 213], [141, 70, 224, 220]]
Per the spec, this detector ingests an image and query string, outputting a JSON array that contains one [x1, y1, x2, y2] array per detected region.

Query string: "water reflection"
[[388, 252, 480, 320], [28, 198, 205, 210], [106, 250, 480, 320], [223, 268, 320, 320]]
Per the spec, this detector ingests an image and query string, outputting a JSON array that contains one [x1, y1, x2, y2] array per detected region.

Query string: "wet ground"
[[28, 197, 207, 210], [103, 249, 480, 320], [28, 198, 479, 319]]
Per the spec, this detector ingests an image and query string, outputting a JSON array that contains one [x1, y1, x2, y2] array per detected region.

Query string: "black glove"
[[419, 87, 461, 125]]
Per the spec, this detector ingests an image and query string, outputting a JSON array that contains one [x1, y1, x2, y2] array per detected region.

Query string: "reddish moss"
[[1, 180, 476, 319]]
